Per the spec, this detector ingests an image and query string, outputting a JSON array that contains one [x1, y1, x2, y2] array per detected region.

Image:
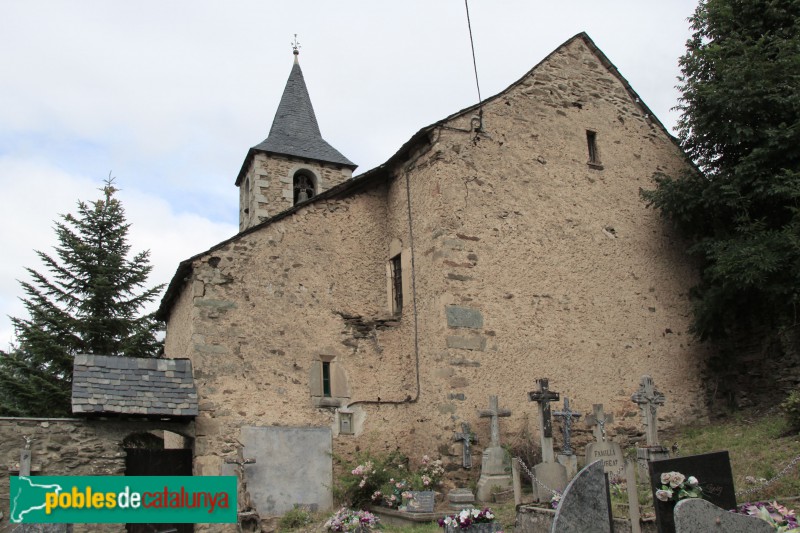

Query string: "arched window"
[[293, 170, 316, 204]]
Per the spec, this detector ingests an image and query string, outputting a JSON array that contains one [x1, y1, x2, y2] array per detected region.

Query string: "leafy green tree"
[[0, 180, 164, 416], [642, 0, 800, 342]]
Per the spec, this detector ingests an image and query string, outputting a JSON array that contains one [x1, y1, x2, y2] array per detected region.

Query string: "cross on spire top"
[[291, 34, 301, 60]]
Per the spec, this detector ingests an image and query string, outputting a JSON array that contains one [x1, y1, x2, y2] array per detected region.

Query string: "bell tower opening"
[[293, 169, 316, 205]]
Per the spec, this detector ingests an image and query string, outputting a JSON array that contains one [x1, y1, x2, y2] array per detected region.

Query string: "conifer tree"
[[0, 179, 164, 416], [642, 0, 800, 343]]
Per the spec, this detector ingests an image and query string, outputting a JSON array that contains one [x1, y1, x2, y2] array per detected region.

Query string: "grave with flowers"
[[336, 451, 447, 526], [439, 507, 502, 533], [325, 507, 381, 533], [648, 452, 736, 533]]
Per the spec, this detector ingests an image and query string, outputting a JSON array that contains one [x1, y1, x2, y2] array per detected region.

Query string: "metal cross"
[[453, 422, 478, 469], [585, 403, 614, 442], [528, 378, 561, 464], [553, 397, 582, 455], [291, 34, 301, 56], [631, 375, 666, 446], [528, 378, 560, 438], [478, 395, 511, 447]]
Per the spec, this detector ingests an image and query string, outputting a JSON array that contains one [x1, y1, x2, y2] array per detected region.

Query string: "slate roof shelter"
[[71, 354, 198, 418]]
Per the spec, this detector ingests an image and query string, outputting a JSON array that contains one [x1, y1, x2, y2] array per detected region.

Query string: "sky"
[[0, 0, 699, 348]]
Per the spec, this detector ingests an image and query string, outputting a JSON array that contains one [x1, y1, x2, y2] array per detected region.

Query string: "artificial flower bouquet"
[[655, 471, 702, 502]]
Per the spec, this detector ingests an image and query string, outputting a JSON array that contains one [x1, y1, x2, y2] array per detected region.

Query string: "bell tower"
[[235, 40, 357, 232]]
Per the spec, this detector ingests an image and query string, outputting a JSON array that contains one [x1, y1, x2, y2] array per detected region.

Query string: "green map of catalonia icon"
[[10, 476, 63, 523]]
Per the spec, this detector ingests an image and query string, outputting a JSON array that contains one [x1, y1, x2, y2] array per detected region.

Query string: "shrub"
[[781, 390, 800, 431], [333, 450, 407, 507], [279, 507, 312, 530]]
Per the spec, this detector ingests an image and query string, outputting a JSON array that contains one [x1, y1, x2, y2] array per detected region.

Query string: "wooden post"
[[625, 459, 641, 533]]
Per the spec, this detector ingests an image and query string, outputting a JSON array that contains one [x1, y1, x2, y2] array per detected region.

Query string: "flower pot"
[[402, 490, 435, 513]]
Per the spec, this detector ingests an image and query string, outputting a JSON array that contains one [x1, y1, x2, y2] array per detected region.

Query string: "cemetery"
[[297, 375, 800, 533], [3, 372, 800, 532]]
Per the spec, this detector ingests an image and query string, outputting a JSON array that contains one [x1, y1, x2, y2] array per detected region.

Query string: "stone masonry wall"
[[367, 35, 709, 463], [0, 417, 193, 533], [239, 153, 353, 231], [163, 34, 710, 519]]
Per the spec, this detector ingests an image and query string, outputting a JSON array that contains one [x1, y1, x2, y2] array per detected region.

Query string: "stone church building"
[[156, 32, 707, 515]]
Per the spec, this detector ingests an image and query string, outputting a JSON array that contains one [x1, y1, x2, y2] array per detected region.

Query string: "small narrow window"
[[586, 130, 601, 166], [322, 361, 331, 397], [390, 255, 403, 314]]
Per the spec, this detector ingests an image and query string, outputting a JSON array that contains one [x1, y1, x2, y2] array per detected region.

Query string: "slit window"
[[586, 130, 600, 165], [390, 254, 403, 314], [322, 361, 331, 397]]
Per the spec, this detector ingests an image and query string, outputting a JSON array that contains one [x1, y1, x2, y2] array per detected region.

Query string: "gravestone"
[[453, 422, 478, 469], [585, 441, 624, 477], [553, 397, 581, 479], [550, 460, 612, 533], [528, 378, 568, 502], [583, 403, 624, 476], [447, 488, 476, 510], [631, 375, 669, 471], [649, 451, 736, 533], [475, 395, 513, 501], [674, 498, 773, 533], [585, 404, 613, 443]]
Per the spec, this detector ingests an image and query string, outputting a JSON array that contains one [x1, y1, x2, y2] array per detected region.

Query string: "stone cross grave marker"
[[453, 422, 478, 469], [553, 397, 582, 456], [631, 375, 665, 447], [479, 395, 511, 447], [476, 395, 513, 502], [528, 378, 560, 463], [585, 404, 614, 443]]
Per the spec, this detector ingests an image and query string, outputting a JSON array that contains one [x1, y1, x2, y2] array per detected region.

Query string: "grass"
[[661, 407, 800, 502]]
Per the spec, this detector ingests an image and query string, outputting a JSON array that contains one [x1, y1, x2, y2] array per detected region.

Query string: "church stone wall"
[[374, 36, 709, 459], [163, 35, 709, 520], [174, 184, 427, 481]]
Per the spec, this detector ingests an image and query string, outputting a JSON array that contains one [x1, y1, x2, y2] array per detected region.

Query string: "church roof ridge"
[[234, 58, 356, 186]]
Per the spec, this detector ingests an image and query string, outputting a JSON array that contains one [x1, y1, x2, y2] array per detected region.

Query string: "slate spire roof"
[[252, 54, 356, 168]]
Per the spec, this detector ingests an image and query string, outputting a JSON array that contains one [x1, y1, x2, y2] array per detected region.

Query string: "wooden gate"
[[125, 448, 193, 533]]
